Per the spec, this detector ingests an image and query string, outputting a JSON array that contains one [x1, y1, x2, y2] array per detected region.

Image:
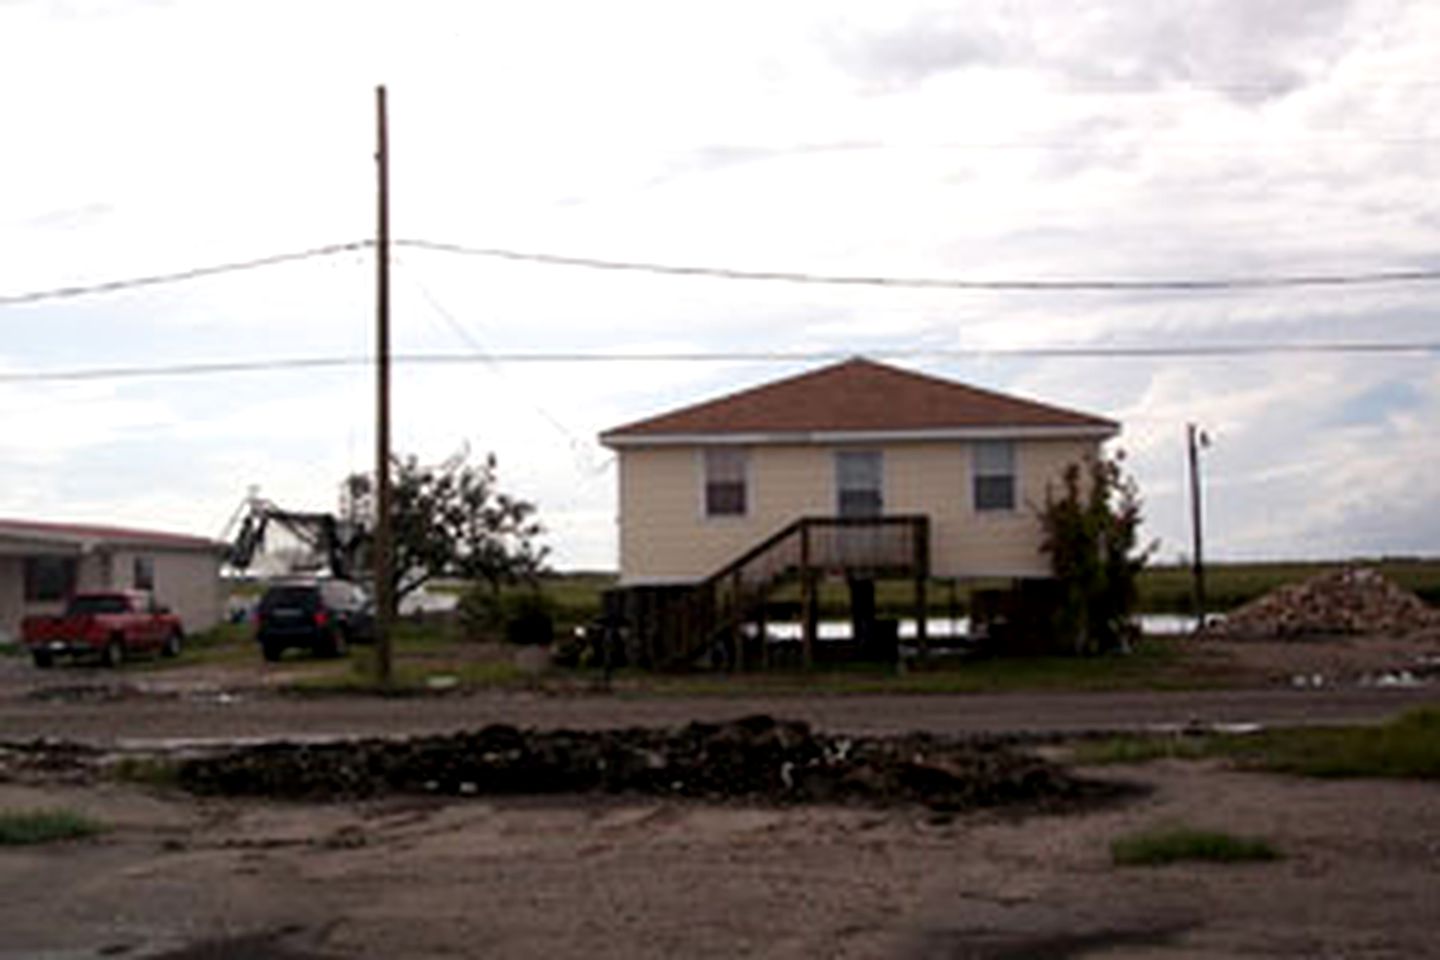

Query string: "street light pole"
[[1187, 423, 1209, 629]]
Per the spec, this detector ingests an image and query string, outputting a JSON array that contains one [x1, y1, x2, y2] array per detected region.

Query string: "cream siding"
[[617, 436, 1101, 584]]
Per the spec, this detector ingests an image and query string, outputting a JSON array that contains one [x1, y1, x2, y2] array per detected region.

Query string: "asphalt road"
[[1, 681, 1435, 747]]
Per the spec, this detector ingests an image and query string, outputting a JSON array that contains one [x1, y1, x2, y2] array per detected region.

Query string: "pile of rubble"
[[175, 715, 1115, 812], [0, 739, 101, 785], [1206, 567, 1440, 640]]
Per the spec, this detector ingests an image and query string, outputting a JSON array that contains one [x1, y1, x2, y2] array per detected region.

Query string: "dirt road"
[[2, 678, 1436, 748], [6, 630, 1436, 747], [2, 655, 1437, 958], [2, 757, 1436, 959]]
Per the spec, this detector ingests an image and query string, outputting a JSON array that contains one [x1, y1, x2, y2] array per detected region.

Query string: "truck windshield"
[[66, 595, 130, 616]]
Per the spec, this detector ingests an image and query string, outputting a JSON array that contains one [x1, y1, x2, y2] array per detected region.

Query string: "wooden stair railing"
[[650, 515, 930, 669]]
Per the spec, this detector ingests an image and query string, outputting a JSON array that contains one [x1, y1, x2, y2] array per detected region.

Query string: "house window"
[[973, 440, 1016, 511], [133, 556, 155, 591], [836, 451, 883, 518], [703, 448, 748, 517], [23, 557, 77, 603]]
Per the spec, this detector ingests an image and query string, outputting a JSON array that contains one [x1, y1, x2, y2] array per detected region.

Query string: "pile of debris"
[[0, 739, 101, 785], [1206, 567, 1440, 640], [175, 715, 1115, 812]]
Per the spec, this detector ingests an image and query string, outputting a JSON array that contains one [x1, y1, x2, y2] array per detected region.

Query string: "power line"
[[3, 237, 1440, 306], [395, 239, 1440, 292], [2, 341, 1435, 385], [395, 255, 613, 478], [0, 356, 364, 383], [4, 235, 1440, 308], [0, 242, 371, 307]]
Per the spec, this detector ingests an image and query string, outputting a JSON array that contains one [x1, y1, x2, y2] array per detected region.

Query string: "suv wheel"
[[262, 639, 284, 663]]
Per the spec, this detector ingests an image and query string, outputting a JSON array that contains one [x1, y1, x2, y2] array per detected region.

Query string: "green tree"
[[1038, 452, 1153, 655], [345, 449, 548, 610]]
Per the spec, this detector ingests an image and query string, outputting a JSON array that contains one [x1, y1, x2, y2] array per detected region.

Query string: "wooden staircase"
[[632, 515, 931, 670]]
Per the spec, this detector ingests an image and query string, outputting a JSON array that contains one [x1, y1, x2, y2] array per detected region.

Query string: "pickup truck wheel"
[[162, 629, 183, 659], [31, 650, 54, 669], [101, 638, 124, 669]]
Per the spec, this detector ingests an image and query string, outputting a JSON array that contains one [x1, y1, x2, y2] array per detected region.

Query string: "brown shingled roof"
[[602, 358, 1117, 442]]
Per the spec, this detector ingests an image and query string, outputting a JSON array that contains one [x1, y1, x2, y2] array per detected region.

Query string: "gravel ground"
[[4, 631, 1438, 749], [2, 683, 1437, 749], [0, 757, 1436, 958], [1, 642, 1437, 958]]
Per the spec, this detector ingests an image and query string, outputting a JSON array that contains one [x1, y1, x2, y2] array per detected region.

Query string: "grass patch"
[[619, 638, 1211, 696], [1072, 707, 1440, 779], [284, 646, 528, 695], [1224, 707, 1440, 779], [108, 756, 181, 788], [281, 635, 1220, 697], [138, 622, 254, 671], [1112, 825, 1279, 866], [0, 809, 106, 846]]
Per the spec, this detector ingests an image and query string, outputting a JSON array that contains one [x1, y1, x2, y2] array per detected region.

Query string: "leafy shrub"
[[1039, 453, 1154, 654], [457, 585, 555, 645]]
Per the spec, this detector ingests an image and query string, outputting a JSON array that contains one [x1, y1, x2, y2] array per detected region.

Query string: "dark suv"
[[255, 578, 374, 662]]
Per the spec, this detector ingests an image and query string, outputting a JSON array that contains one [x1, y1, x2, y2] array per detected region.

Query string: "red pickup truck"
[[22, 591, 184, 669]]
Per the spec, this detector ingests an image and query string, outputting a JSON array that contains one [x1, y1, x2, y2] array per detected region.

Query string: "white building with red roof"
[[0, 518, 225, 642]]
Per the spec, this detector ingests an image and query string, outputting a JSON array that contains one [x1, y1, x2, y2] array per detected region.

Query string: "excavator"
[[221, 488, 368, 579]]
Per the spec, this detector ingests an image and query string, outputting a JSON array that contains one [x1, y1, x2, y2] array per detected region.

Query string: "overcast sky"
[[2, 0, 1438, 570]]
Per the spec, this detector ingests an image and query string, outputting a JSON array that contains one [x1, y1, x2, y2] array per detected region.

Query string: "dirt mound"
[[175, 715, 1113, 812], [1207, 567, 1440, 640]]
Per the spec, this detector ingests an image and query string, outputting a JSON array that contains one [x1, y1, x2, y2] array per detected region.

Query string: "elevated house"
[[0, 519, 225, 642], [599, 357, 1119, 668]]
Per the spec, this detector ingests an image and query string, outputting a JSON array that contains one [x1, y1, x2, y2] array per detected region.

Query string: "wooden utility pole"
[[1187, 423, 1207, 629], [374, 85, 394, 686]]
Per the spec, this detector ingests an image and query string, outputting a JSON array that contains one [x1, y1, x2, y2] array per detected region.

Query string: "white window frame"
[[972, 440, 1017, 513], [835, 450, 884, 518], [700, 447, 750, 519]]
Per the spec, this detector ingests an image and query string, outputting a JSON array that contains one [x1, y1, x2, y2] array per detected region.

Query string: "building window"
[[703, 448, 748, 517], [973, 440, 1016, 511], [133, 556, 155, 591], [836, 451, 883, 518], [23, 557, 77, 603]]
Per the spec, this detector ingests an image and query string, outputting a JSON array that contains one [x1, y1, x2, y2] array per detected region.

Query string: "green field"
[[513, 557, 1440, 621], [221, 558, 1440, 641], [186, 556, 1439, 694]]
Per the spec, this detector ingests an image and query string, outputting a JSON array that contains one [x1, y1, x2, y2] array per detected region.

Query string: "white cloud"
[[1, 0, 1437, 567]]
